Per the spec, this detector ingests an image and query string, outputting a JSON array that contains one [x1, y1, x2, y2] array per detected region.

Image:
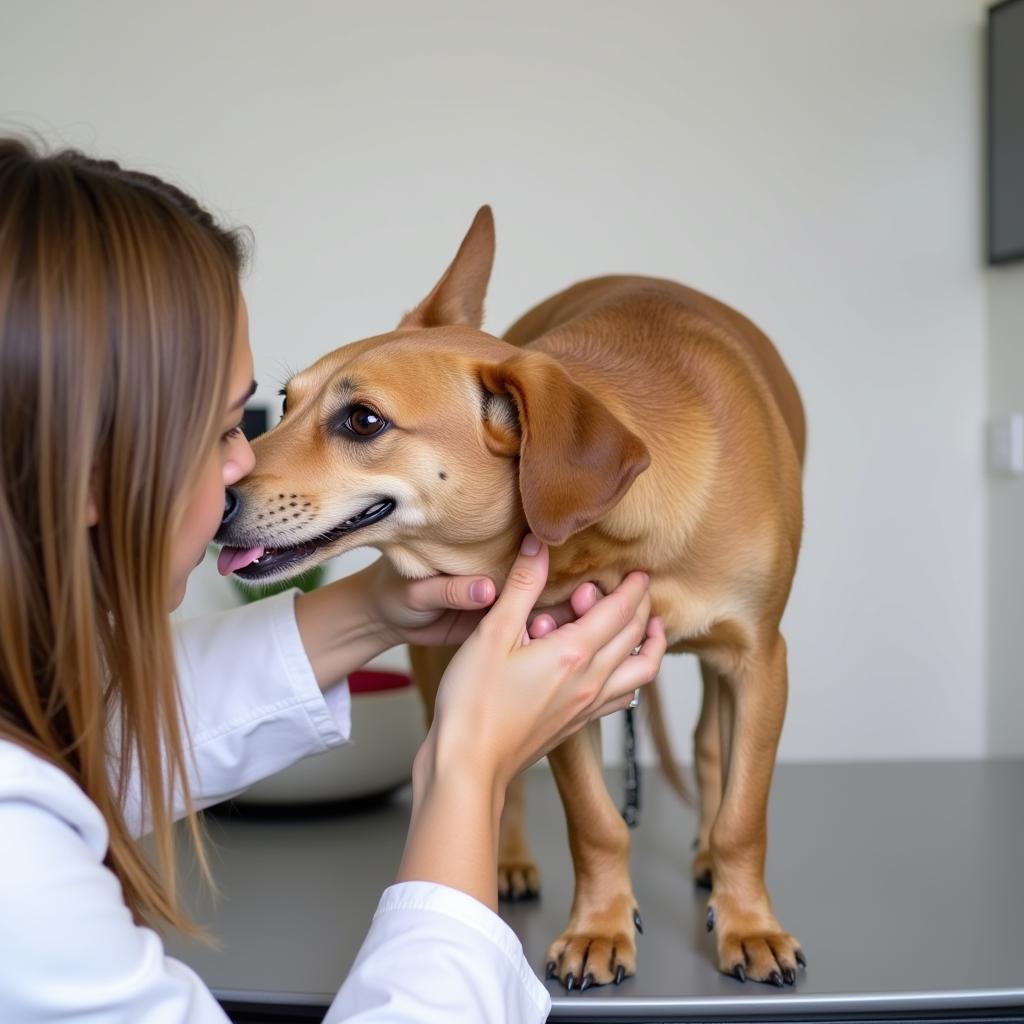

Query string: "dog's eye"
[[345, 405, 388, 437]]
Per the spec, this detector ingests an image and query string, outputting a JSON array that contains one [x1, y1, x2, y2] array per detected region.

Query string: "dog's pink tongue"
[[217, 545, 265, 576]]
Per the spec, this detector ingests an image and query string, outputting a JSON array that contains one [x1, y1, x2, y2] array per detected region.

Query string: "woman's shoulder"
[[0, 737, 109, 860]]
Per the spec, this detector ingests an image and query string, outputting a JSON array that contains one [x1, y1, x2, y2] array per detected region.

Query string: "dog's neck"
[[382, 534, 524, 588], [381, 522, 648, 607]]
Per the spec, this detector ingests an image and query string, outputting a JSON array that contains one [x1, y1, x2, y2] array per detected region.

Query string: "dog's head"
[[216, 207, 649, 584]]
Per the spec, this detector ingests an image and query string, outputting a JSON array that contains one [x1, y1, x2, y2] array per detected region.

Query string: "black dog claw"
[[614, 965, 626, 985], [706, 907, 715, 932], [633, 909, 644, 934], [733, 964, 747, 983], [545, 961, 556, 980], [795, 949, 807, 968], [769, 970, 784, 988], [783, 967, 796, 985], [580, 973, 594, 992], [565, 973, 576, 992]]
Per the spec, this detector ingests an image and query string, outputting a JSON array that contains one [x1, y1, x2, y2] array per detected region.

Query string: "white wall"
[[0, 0, 992, 762]]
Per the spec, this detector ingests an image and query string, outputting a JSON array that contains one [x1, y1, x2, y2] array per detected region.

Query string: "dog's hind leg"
[[407, 643, 541, 900], [692, 661, 722, 889], [545, 721, 639, 989], [705, 632, 803, 986]]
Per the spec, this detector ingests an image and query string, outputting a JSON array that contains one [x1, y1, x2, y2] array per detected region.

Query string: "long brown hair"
[[0, 137, 247, 933]]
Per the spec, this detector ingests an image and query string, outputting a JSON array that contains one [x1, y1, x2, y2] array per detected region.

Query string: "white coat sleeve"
[[121, 589, 351, 836], [327, 882, 552, 1023]]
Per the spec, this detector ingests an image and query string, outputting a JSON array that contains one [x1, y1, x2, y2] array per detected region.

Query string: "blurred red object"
[[348, 668, 412, 695]]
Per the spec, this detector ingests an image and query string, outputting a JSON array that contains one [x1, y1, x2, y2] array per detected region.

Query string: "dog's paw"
[[498, 857, 541, 901], [706, 893, 804, 986], [544, 893, 640, 989], [691, 847, 713, 889]]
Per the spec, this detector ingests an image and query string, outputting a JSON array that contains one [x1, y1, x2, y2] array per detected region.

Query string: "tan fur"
[[222, 206, 806, 986]]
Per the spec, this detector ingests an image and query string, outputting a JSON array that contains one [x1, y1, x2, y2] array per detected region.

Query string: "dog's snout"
[[221, 487, 241, 529]]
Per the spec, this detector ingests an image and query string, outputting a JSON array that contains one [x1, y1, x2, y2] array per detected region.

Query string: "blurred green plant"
[[232, 565, 326, 602], [219, 554, 326, 603]]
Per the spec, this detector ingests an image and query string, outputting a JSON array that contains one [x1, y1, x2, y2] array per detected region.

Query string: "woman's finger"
[[528, 613, 557, 639], [587, 592, 651, 678], [591, 616, 666, 705], [404, 572, 496, 613], [591, 617, 663, 715], [479, 534, 550, 648], [570, 581, 602, 618], [558, 571, 651, 657], [591, 690, 642, 720], [527, 581, 601, 638]]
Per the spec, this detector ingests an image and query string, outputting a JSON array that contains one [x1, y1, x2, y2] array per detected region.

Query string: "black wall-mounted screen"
[[241, 404, 269, 441], [988, 0, 1024, 263]]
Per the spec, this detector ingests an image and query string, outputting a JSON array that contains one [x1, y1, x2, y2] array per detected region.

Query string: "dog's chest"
[[650, 575, 755, 649], [545, 553, 749, 654]]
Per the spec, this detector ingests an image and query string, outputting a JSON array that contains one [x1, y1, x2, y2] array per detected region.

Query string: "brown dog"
[[216, 207, 806, 988]]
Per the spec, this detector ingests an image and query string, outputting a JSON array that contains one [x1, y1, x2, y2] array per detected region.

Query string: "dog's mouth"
[[218, 499, 396, 581]]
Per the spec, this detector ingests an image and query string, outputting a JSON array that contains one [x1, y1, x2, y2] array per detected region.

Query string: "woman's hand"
[[396, 534, 665, 909], [426, 535, 664, 790], [359, 557, 496, 649], [361, 555, 601, 650]]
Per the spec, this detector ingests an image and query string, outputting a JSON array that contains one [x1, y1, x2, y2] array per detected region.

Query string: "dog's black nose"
[[221, 487, 241, 528]]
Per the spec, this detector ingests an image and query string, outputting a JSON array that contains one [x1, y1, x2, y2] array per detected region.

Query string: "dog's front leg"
[[498, 773, 541, 899], [706, 632, 804, 986], [545, 721, 639, 989], [691, 661, 723, 888]]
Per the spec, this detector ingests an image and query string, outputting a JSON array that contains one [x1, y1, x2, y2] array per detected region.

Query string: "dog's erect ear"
[[399, 206, 496, 330], [478, 353, 650, 546]]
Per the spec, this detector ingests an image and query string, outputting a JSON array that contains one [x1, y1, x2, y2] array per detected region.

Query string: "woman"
[[0, 138, 665, 1022]]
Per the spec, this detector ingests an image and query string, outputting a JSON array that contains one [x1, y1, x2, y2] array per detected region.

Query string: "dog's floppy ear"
[[478, 353, 650, 546], [399, 206, 495, 330]]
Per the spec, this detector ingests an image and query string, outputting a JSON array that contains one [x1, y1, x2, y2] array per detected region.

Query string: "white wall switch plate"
[[988, 413, 1024, 476]]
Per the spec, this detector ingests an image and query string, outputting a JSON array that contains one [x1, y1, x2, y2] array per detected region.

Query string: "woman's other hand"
[[425, 534, 665, 792]]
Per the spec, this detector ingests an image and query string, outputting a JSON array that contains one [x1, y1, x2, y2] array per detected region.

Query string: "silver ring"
[[628, 688, 641, 709], [630, 643, 643, 656]]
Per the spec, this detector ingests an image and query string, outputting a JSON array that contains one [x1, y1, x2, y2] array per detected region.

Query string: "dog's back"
[[505, 275, 805, 467]]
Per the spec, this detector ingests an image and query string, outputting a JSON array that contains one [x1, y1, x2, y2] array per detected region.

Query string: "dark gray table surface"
[[160, 761, 1024, 1021]]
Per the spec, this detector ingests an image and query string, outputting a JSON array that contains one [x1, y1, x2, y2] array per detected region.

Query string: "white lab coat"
[[0, 590, 551, 1023]]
